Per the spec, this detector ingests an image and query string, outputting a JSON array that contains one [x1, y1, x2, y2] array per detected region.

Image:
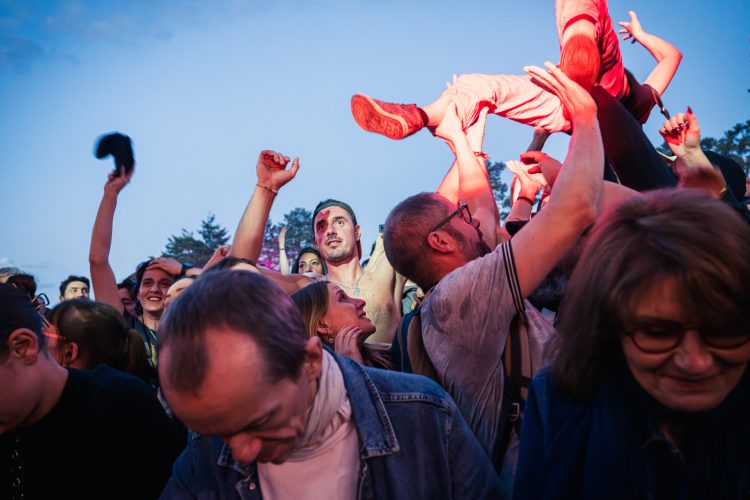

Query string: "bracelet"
[[279, 248, 286, 253], [516, 196, 534, 205], [474, 151, 489, 160], [256, 183, 279, 195]]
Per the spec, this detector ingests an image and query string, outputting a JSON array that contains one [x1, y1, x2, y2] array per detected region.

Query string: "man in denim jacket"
[[158, 270, 501, 500]]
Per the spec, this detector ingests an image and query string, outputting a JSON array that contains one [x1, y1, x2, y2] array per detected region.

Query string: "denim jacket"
[[160, 354, 502, 499]]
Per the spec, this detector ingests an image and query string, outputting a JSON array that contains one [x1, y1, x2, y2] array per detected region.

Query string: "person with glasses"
[[382, 63, 604, 495], [513, 189, 750, 499]]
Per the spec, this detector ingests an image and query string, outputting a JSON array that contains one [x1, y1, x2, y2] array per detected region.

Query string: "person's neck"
[[141, 311, 161, 330], [325, 257, 363, 285], [24, 356, 69, 427]]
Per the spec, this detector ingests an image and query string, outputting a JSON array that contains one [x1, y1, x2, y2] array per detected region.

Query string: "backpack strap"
[[496, 242, 534, 466]]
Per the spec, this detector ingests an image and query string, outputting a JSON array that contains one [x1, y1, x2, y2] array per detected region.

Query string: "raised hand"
[[521, 151, 563, 189], [256, 150, 300, 192], [334, 325, 365, 364], [466, 106, 490, 153], [618, 11, 645, 44], [278, 226, 288, 247], [103, 165, 134, 197], [507, 159, 547, 195], [524, 62, 597, 123], [203, 245, 230, 270], [433, 101, 464, 147], [659, 107, 701, 159]]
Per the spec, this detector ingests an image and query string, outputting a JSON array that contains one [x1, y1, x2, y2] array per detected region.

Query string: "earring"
[[323, 326, 334, 344]]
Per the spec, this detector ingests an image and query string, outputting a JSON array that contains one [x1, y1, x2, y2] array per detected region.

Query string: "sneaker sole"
[[351, 94, 409, 140]]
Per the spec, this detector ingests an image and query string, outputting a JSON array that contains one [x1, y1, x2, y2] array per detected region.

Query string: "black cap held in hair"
[[94, 132, 135, 175]]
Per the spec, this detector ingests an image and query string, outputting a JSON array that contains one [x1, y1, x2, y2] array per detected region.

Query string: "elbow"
[[557, 193, 598, 231]]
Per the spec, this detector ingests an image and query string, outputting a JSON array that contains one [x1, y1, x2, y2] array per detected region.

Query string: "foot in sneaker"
[[351, 94, 427, 140]]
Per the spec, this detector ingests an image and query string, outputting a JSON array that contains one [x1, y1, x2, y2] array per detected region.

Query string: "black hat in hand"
[[94, 132, 135, 175]]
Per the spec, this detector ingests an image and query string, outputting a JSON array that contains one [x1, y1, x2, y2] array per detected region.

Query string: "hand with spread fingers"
[[524, 62, 597, 123], [618, 10, 646, 44], [659, 107, 702, 159]]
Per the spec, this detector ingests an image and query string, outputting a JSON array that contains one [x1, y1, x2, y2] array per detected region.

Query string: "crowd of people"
[[3, 1, 750, 499]]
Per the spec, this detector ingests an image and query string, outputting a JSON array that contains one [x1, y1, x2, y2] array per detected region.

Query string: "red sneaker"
[[351, 94, 426, 140]]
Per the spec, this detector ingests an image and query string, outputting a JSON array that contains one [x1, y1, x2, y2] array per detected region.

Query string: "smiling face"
[[319, 284, 375, 336], [160, 328, 320, 465], [621, 277, 750, 413], [298, 252, 324, 275], [137, 268, 174, 315], [314, 207, 360, 263]]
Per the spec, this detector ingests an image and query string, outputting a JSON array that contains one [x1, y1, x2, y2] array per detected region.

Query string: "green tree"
[[258, 207, 315, 270], [162, 213, 231, 266], [487, 160, 512, 219]]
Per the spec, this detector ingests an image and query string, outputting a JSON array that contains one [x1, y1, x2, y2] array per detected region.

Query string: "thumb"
[[685, 106, 700, 132], [289, 157, 300, 176]]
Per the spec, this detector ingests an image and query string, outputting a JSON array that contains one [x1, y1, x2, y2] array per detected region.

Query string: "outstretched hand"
[[521, 151, 563, 189], [466, 107, 490, 153], [278, 226, 288, 246], [104, 165, 134, 197], [256, 150, 300, 192], [618, 11, 645, 44], [524, 62, 597, 122], [433, 101, 464, 149]]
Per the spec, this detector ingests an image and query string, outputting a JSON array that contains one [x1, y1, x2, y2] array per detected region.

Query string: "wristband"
[[474, 151, 489, 160], [516, 196, 534, 206], [179, 262, 195, 277], [256, 183, 279, 195]]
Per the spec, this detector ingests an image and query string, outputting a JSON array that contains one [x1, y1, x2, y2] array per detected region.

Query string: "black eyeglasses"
[[624, 320, 750, 354], [431, 204, 472, 233]]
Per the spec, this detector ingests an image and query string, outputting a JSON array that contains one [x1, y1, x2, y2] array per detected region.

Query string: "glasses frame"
[[430, 203, 473, 233], [625, 327, 750, 354]]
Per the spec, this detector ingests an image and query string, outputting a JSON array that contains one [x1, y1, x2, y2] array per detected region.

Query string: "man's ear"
[[59, 295, 65, 302], [7, 328, 41, 365], [63, 342, 79, 366], [355, 224, 361, 241], [303, 336, 323, 382], [426, 230, 457, 254]]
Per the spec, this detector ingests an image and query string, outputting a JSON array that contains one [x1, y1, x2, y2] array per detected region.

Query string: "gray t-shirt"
[[421, 241, 555, 470]]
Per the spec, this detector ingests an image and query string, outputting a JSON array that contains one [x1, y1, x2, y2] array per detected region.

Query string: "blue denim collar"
[[216, 352, 399, 474]]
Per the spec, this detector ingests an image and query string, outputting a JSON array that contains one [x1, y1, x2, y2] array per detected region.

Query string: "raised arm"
[[229, 150, 299, 262], [660, 108, 726, 198], [618, 11, 682, 96], [510, 62, 604, 298], [434, 104, 499, 249], [89, 166, 134, 313]]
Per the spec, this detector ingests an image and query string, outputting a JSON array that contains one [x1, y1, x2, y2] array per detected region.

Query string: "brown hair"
[[384, 192, 456, 290], [552, 190, 750, 400], [50, 299, 151, 380], [158, 270, 309, 395], [291, 281, 393, 369]]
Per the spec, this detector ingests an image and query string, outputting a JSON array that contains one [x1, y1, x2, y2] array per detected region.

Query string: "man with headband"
[[312, 199, 406, 344]]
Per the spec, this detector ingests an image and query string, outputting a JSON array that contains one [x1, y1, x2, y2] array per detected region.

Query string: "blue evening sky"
[[1, 0, 748, 302]]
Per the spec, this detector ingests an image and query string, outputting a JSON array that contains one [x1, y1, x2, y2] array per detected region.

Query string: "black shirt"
[[0, 365, 183, 499]]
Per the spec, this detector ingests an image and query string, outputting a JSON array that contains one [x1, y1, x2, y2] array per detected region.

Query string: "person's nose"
[[672, 330, 715, 376]]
